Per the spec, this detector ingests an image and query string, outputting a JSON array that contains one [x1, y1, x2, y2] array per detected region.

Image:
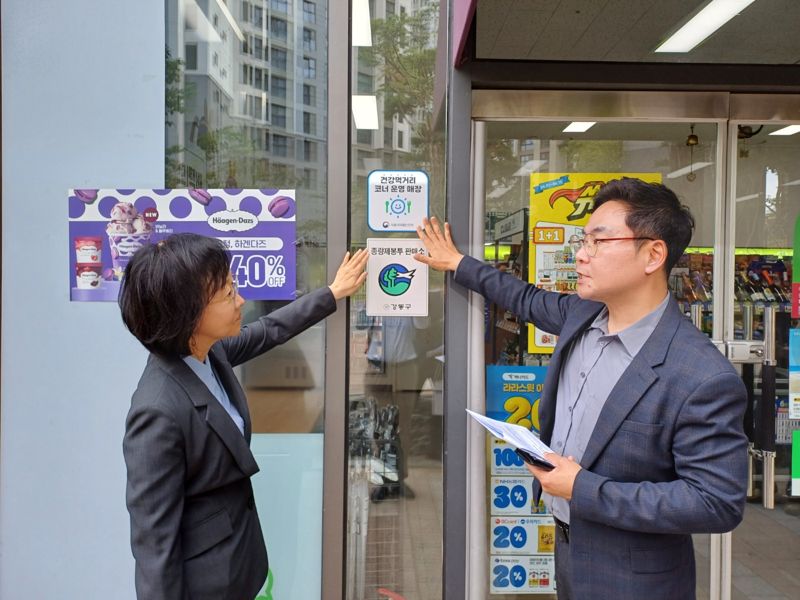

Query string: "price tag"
[[489, 439, 529, 475], [533, 227, 565, 244], [490, 477, 536, 515], [490, 516, 554, 555], [489, 555, 556, 594]]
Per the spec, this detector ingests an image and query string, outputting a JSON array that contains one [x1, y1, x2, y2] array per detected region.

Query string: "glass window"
[[302, 57, 316, 79], [272, 47, 288, 71], [346, 4, 445, 600], [271, 17, 288, 40], [272, 134, 289, 156], [272, 104, 287, 128], [303, 111, 316, 135], [271, 75, 287, 99], [357, 72, 373, 94], [303, 0, 316, 23], [303, 28, 316, 52], [303, 140, 317, 161], [167, 1, 330, 597], [356, 129, 372, 145], [184, 44, 198, 70], [303, 84, 316, 106]]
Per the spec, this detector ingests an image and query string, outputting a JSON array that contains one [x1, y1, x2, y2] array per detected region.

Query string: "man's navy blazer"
[[123, 287, 336, 600], [456, 256, 748, 600]]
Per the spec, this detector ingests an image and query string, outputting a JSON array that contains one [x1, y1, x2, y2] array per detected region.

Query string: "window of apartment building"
[[213, 52, 219, 66], [384, 126, 393, 146], [213, 13, 219, 27], [397, 130, 404, 149], [271, 76, 287, 99], [221, 68, 227, 79], [257, 158, 270, 179], [264, 130, 271, 151], [303, 28, 316, 52], [253, 5, 264, 27], [303, 140, 317, 162], [302, 168, 317, 188], [271, 0, 289, 13], [356, 72, 373, 94], [254, 37, 264, 61], [241, 1, 251, 22], [303, 84, 315, 106], [303, 111, 316, 135], [185, 44, 198, 70], [303, 0, 315, 23], [272, 104, 287, 128], [356, 130, 372, 145], [221, 30, 227, 42], [254, 67, 263, 90], [386, 1, 395, 16], [272, 134, 289, 156], [271, 17, 288, 41], [303, 57, 316, 79], [272, 48, 288, 71]]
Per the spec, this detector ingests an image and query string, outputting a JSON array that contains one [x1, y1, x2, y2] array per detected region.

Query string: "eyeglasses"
[[569, 233, 655, 258], [214, 279, 239, 304]]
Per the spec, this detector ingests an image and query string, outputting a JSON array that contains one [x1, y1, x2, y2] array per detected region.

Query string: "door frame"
[[463, 90, 800, 600]]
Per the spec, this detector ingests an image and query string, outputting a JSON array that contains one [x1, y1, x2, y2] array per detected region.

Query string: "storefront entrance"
[[465, 91, 800, 600]]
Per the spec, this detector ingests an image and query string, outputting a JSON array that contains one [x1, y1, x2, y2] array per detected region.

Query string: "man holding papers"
[[416, 178, 747, 600]]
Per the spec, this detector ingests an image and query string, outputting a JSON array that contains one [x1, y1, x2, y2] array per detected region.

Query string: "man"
[[415, 178, 747, 599]]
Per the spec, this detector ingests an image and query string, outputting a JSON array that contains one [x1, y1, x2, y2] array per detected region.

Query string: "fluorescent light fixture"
[[352, 0, 372, 46], [215, 0, 244, 43], [352, 95, 379, 130], [512, 160, 548, 177], [735, 193, 760, 202], [666, 162, 714, 179], [487, 184, 514, 199], [769, 125, 800, 136], [655, 0, 756, 53], [782, 178, 800, 187], [563, 122, 596, 133]]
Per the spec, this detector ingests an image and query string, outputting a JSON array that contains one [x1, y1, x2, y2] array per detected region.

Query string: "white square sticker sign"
[[367, 170, 429, 232], [366, 238, 428, 317]]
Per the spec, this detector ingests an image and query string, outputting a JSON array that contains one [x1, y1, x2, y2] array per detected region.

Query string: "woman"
[[120, 233, 367, 599]]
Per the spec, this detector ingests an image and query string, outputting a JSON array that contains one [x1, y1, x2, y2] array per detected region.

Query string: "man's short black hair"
[[119, 233, 230, 356], [593, 177, 695, 275]]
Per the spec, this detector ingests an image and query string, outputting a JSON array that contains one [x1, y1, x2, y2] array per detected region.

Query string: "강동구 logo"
[[378, 263, 415, 296]]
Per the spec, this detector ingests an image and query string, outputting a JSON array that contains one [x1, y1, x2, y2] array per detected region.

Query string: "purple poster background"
[[68, 189, 297, 302]]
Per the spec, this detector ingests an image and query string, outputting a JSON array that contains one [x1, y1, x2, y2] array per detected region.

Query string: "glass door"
[[726, 112, 800, 600], [474, 113, 724, 600]]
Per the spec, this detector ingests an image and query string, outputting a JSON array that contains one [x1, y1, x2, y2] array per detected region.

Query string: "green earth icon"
[[378, 263, 415, 296]]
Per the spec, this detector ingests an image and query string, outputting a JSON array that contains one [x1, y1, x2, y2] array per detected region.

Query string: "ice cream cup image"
[[75, 189, 99, 203], [74, 236, 103, 263], [106, 201, 152, 276], [75, 264, 103, 289], [108, 232, 152, 274], [188, 188, 212, 206]]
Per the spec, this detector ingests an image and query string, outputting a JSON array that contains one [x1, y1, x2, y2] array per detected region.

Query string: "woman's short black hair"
[[593, 177, 695, 275], [119, 233, 230, 356]]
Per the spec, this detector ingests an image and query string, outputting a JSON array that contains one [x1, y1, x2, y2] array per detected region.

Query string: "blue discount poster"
[[68, 188, 296, 302], [486, 365, 548, 434]]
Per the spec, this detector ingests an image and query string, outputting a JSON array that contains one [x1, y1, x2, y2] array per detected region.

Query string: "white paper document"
[[466, 409, 556, 468]]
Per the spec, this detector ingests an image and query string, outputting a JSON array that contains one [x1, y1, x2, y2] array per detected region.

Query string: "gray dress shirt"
[[545, 293, 670, 523]]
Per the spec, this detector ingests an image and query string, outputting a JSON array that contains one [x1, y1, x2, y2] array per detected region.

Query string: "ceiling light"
[[782, 179, 800, 187], [563, 122, 596, 133], [352, 95, 379, 130], [769, 125, 800, 136], [666, 162, 713, 179], [655, 0, 756, 53], [352, 0, 372, 47]]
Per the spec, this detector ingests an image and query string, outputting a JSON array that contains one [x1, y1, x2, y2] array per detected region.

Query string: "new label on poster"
[[367, 170, 429, 232], [366, 238, 428, 317]]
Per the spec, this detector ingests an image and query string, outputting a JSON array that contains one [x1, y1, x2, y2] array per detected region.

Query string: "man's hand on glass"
[[414, 217, 464, 272]]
